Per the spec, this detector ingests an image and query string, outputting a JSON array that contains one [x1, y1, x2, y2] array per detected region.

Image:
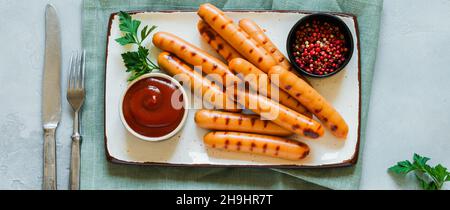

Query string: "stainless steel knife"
[[42, 4, 61, 190]]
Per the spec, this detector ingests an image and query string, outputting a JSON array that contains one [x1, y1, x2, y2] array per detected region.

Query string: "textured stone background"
[[0, 0, 81, 190], [0, 0, 449, 190]]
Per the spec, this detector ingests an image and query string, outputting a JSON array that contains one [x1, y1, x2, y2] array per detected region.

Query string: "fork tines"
[[67, 51, 86, 110]]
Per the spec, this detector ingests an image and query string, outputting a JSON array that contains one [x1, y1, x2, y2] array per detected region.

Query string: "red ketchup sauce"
[[122, 77, 185, 137]]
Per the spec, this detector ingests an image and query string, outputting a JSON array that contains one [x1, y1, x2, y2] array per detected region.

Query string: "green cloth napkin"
[[81, 0, 383, 190]]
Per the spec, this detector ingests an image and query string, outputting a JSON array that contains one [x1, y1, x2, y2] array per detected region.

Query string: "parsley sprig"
[[389, 153, 449, 190], [115, 11, 159, 81]]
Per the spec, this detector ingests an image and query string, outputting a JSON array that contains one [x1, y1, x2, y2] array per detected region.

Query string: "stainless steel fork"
[[67, 51, 85, 190]]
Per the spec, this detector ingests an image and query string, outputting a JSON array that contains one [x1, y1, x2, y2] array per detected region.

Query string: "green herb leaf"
[[115, 11, 159, 81], [388, 160, 415, 174], [146, 25, 157, 38], [413, 153, 430, 169], [140, 25, 149, 42], [416, 174, 437, 190], [389, 153, 449, 190], [137, 46, 149, 58], [122, 51, 144, 72], [118, 11, 141, 36], [140, 25, 157, 42], [433, 164, 448, 180], [115, 33, 137, 45]]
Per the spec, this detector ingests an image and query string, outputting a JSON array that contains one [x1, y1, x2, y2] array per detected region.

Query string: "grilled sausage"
[[157, 52, 240, 112], [228, 58, 312, 117], [238, 18, 310, 84], [198, 20, 243, 62], [153, 31, 239, 88], [195, 109, 293, 136], [204, 131, 310, 160], [197, 3, 277, 72], [233, 89, 324, 139], [268, 65, 348, 138]]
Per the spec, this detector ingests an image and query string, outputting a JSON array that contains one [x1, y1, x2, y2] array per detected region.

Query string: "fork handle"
[[43, 127, 57, 190], [69, 134, 81, 190]]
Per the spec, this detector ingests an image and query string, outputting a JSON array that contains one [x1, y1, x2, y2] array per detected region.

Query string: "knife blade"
[[42, 4, 61, 190]]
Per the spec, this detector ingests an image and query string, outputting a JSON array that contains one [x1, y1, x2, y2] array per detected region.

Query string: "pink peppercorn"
[[291, 19, 349, 76]]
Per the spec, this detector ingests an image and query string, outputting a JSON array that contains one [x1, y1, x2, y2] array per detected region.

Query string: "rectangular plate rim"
[[103, 9, 362, 169]]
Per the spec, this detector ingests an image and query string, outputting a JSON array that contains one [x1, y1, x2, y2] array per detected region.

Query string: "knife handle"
[[43, 127, 57, 190], [69, 134, 81, 190]]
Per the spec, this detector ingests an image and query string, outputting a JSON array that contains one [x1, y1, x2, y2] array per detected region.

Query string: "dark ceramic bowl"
[[286, 13, 354, 78]]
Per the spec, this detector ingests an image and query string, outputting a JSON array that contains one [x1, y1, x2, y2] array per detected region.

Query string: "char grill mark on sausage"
[[299, 149, 309, 159], [236, 141, 242, 151], [250, 142, 256, 151], [263, 120, 269, 128], [331, 125, 338, 131], [226, 53, 232, 61], [217, 43, 224, 51], [250, 118, 256, 126], [262, 143, 268, 153], [224, 139, 229, 149], [303, 128, 320, 139], [274, 145, 280, 156]]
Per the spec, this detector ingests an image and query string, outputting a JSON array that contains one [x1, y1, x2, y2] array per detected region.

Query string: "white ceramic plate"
[[105, 10, 360, 168]]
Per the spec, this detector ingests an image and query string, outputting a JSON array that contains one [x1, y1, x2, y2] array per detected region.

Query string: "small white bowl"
[[119, 72, 189, 142]]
